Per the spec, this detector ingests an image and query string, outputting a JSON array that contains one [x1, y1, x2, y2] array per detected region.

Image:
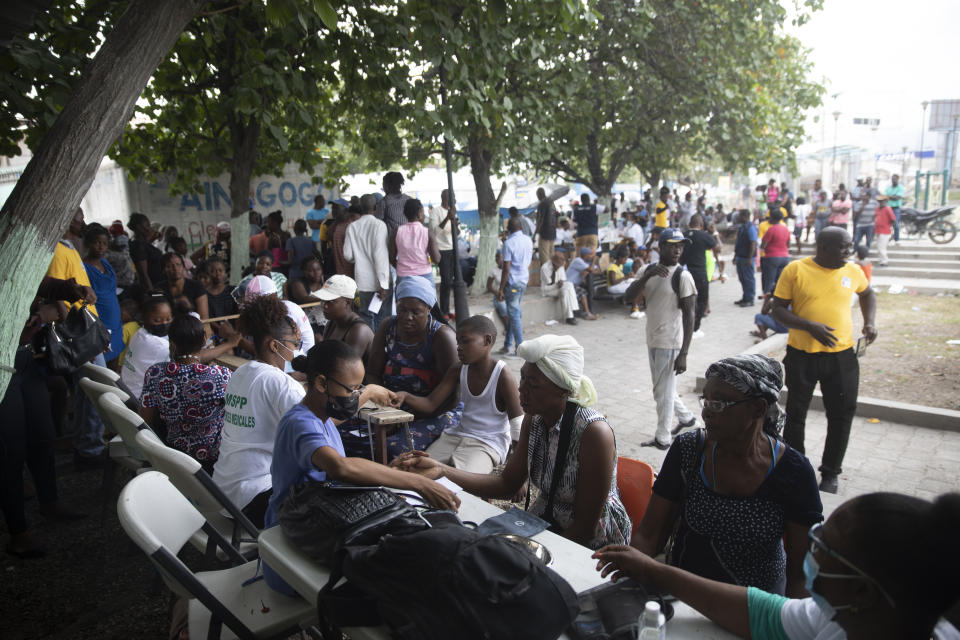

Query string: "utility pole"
[[919, 101, 929, 173]]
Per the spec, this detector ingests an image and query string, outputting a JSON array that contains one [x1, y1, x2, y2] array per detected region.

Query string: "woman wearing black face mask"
[[121, 294, 173, 399], [263, 340, 461, 595]]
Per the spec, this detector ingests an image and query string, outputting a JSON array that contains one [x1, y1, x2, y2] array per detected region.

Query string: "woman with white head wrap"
[[395, 334, 631, 549], [631, 354, 822, 597]]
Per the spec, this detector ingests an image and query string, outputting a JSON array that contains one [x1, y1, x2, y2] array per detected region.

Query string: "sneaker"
[[819, 474, 839, 494], [692, 329, 705, 339], [565, 317, 578, 325], [671, 416, 697, 436], [640, 438, 671, 451], [735, 300, 755, 307], [584, 313, 599, 321], [629, 310, 645, 319], [496, 346, 512, 355]]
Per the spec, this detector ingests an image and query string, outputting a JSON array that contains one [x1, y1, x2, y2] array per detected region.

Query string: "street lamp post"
[[831, 111, 841, 187], [919, 100, 929, 173]]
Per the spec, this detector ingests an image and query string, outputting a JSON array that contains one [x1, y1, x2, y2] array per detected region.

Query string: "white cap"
[[245, 274, 277, 299], [316, 274, 358, 300]]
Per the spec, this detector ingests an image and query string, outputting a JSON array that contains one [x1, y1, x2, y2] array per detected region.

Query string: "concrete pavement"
[[468, 243, 960, 503]]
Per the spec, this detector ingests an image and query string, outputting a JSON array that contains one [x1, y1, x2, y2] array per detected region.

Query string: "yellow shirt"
[[45, 241, 97, 315], [606, 263, 624, 287], [654, 201, 669, 228], [773, 257, 868, 353], [758, 220, 770, 240], [117, 321, 141, 366]]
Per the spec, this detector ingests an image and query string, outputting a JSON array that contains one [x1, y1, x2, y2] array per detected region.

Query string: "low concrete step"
[[870, 275, 960, 294], [882, 259, 960, 270], [884, 250, 960, 261], [873, 267, 960, 279]]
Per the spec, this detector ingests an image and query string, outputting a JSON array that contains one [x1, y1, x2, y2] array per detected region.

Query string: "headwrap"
[[705, 354, 784, 436], [395, 277, 437, 308], [517, 334, 597, 407]]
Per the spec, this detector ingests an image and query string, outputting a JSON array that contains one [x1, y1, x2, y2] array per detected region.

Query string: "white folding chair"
[[96, 390, 153, 463], [134, 429, 260, 562], [118, 471, 316, 640], [80, 361, 140, 410]]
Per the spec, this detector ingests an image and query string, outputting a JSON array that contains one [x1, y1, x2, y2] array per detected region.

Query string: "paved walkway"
[[470, 246, 960, 503]]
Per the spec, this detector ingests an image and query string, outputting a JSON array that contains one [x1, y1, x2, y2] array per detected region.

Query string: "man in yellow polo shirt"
[[654, 186, 670, 229], [771, 227, 877, 494]]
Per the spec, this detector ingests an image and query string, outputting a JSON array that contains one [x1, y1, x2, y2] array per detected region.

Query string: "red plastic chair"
[[616, 457, 656, 535]]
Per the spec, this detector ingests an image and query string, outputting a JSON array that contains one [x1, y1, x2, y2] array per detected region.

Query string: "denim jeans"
[[892, 207, 901, 241], [503, 281, 526, 351], [73, 353, 107, 457], [760, 256, 790, 294], [734, 256, 755, 302], [853, 225, 874, 249], [814, 216, 830, 238]]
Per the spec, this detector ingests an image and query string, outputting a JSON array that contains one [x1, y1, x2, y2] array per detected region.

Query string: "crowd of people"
[[4, 168, 958, 640]]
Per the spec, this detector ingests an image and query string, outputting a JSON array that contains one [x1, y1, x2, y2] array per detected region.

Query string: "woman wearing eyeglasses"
[[595, 491, 960, 639], [263, 340, 460, 595], [630, 354, 822, 596], [211, 294, 307, 528]]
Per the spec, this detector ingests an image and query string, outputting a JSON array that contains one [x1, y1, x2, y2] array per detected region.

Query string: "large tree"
[[115, 0, 349, 282], [346, 0, 584, 295], [517, 0, 824, 209], [0, 0, 206, 396]]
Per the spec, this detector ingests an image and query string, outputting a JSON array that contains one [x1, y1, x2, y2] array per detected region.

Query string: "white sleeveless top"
[[447, 360, 511, 460]]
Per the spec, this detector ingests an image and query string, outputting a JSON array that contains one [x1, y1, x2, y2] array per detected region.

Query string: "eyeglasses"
[[698, 396, 756, 412], [326, 375, 364, 398], [275, 338, 302, 352], [808, 523, 896, 607]]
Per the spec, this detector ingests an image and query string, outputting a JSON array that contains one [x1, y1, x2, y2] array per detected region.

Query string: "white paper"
[[367, 293, 383, 314], [437, 476, 463, 494]]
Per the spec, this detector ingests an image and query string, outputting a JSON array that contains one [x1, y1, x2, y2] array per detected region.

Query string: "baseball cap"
[[316, 274, 358, 300], [659, 228, 691, 244], [216, 221, 231, 231]]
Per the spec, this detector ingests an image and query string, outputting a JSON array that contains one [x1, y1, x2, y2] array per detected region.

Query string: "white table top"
[[258, 492, 738, 639]]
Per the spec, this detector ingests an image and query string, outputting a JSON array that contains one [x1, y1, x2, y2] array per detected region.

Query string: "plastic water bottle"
[[637, 601, 666, 639]]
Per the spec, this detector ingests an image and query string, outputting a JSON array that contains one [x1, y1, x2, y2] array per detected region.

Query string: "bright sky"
[[792, 0, 960, 155]]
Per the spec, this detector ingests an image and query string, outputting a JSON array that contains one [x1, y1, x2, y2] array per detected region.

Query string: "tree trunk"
[[467, 138, 499, 298], [0, 0, 204, 397], [228, 116, 260, 284]]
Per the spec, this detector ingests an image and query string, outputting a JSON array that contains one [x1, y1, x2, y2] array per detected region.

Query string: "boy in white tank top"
[[391, 315, 523, 473]]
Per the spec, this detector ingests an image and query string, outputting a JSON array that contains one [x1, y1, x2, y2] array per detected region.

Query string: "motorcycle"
[[898, 206, 957, 244]]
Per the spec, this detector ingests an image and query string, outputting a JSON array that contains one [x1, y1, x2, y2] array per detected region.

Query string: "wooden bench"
[[357, 405, 415, 464]]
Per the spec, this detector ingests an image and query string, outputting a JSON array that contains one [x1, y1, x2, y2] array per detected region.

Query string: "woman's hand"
[[415, 476, 460, 511], [359, 384, 396, 408], [391, 451, 442, 478], [593, 545, 659, 583], [389, 391, 409, 408]]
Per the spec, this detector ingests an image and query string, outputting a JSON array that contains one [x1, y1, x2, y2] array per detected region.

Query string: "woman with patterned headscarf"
[[631, 354, 823, 597], [394, 334, 631, 549]]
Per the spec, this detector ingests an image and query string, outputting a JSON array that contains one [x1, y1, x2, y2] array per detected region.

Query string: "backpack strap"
[[541, 401, 579, 530]]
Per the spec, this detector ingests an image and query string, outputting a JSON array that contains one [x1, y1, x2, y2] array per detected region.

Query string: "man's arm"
[[771, 296, 837, 347], [498, 258, 511, 300], [676, 295, 694, 374], [858, 287, 878, 344]]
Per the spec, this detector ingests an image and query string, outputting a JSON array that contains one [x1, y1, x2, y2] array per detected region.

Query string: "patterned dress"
[[526, 405, 631, 549], [140, 361, 232, 471], [340, 317, 461, 461]]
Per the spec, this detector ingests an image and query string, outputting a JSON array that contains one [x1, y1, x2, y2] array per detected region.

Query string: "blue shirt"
[[502, 231, 533, 286], [566, 257, 589, 286], [264, 403, 345, 593], [305, 207, 329, 242], [572, 204, 599, 236], [735, 222, 758, 259]]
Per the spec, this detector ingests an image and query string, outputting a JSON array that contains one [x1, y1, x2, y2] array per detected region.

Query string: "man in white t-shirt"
[[428, 190, 456, 319], [625, 228, 698, 449], [620, 211, 645, 247]]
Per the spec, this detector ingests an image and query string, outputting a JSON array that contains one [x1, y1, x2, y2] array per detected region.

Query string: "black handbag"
[[278, 482, 428, 566], [42, 304, 111, 373]]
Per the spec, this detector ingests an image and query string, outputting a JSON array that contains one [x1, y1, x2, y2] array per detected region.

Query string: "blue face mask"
[[804, 551, 857, 621]]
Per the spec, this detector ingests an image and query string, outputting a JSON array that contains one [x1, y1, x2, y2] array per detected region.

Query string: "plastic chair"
[[616, 457, 656, 535], [96, 391, 153, 463], [133, 429, 260, 563], [117, 471, 316, 640], [80, 362, 140, 411]]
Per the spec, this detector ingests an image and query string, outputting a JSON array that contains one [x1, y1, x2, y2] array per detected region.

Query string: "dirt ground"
[[766, 291, 960, 411], [858, 292, 960, 411]]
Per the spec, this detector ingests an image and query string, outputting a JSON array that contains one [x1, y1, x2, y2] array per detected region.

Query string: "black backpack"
[[318, 524, 580, 640]]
